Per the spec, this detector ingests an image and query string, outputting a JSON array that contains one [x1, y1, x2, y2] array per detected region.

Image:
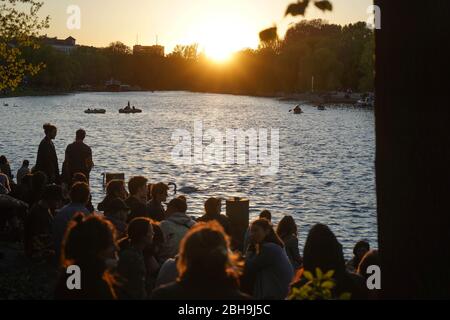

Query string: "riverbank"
[[1, 87, 370, 106]]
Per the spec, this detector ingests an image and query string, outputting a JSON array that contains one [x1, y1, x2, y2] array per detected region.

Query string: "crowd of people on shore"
[[0, 123, 380, 300]]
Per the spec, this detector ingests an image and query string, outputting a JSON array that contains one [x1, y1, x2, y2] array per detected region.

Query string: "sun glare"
[[183, 13, 258, 63]]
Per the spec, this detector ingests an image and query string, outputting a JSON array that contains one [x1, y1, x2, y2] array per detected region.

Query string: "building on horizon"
[[133, 44, 164, 57], [42, 36, 76, 54]]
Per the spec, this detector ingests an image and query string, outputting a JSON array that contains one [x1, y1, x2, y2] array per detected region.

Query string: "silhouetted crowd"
[[0, 124, 380, 300]]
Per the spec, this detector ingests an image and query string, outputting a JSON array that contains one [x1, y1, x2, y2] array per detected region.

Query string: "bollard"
[[226, 197, 249, 252]]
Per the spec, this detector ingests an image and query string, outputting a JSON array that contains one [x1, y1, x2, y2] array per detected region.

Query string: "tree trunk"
[[375, 0, 450, 298]]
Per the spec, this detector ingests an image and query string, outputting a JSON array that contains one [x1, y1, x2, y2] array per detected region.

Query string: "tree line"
[[21, 19, 374, 96]]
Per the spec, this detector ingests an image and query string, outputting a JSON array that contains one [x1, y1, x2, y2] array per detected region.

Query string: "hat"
[[105, 198, 130, 213]]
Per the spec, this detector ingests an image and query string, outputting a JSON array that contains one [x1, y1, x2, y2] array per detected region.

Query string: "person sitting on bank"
[[152, 222, 249, 300], [243, 218, 294, 300], [104, 198, 129, 239], [64, 129, 93, 185], [346, 240, 370, 272], [16, 160, 31, 185], [289, 224, 368, 300], [0, 168, 11, 195], [98, 179, 128, 212], [158, 198, 196, 262], [243, 210, 272, 252], [24, 184, 64, 260], [0, 155, 13, 184], [197, 197, 231, 235], [125, 176, 149, 222], [276, 215, 303, 270], [147, 182, 168, 222], [55, 214, 118, 300], [53, 182, 92, 259], [117, 217, 154, 300]]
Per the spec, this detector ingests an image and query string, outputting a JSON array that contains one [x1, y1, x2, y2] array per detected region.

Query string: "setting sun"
[[181, 12, 259, 63]]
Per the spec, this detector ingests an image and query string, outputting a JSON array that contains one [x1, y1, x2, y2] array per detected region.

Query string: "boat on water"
[[317, 105, 326, 110], [84, 108, 106, 114], [119, 101, 142, 114], [291, 105, 303, 114], [356, 96, 374, 107], [3, 103, 8, 107]]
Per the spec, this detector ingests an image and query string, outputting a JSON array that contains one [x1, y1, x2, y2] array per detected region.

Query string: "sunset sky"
[[38, 0, 372, 60]]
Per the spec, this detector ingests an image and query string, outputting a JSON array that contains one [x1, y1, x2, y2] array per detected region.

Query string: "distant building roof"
[[42, 36, 76, 47], [133, 45, 164, 57]]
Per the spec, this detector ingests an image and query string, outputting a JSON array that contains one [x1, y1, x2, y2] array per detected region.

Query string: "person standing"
[[35, 123, 60, 184], [64, 129, 93, 184], [197, 197, 231, 235], [16, 160, 31, 185]]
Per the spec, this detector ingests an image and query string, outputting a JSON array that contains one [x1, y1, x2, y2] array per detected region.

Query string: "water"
[[0, 91, 376, 257]]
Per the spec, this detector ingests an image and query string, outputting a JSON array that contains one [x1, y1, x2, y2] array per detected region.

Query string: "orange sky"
[[38, 0, 373, 60]]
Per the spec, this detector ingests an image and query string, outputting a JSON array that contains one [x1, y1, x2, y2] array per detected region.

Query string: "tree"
[[0, 0, 49, 92]]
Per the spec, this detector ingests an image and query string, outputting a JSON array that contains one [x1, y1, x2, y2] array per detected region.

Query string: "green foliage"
[[0, 0, 49, 92], [289, 268, 352, 300]]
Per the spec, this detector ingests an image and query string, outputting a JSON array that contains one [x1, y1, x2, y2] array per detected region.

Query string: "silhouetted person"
[[158, 198, 196, 262], [104, 198, 129, 239], [16, 160, 30, 185], [152, 222, 249, 300], [155, 255, 179, 290], [29, 171, 48, 206], [117, 217, 154, 299], [35, 124, 60, 184], [64, 129, 93, 184], [243, 218, 293, 300], [289, 224, 367, 300], [197, 197, 231, 235], [69, 172, 94, 213], [147, 182, 168, 221], [243, 209, 272, 252], [0, 155, 13, 183], [98, 179, 128, 212], [276, 215, 303, 270], [346, 240, 370, 272], [125, 176, 149, 222], [53, 182, 92, 259], [55, 214, 118, 300], [0, 168, 11, 194], [24, 184, 64, 260]]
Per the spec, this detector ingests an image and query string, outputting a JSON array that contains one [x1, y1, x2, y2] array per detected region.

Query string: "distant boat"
[[317, 105, 326, 110], [84, 108, 106, 114], [3, 103, 8, 107], [119, 107, 142, 114], [356, 97, 374, 107], [119, 101, 142, 113], [290, 105, 303, 114]]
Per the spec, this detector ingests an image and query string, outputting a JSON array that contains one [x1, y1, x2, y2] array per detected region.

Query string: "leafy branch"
[[0, 0, 50, 92], [289, 268, 351, 300], [259, 0, 333, 43]]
